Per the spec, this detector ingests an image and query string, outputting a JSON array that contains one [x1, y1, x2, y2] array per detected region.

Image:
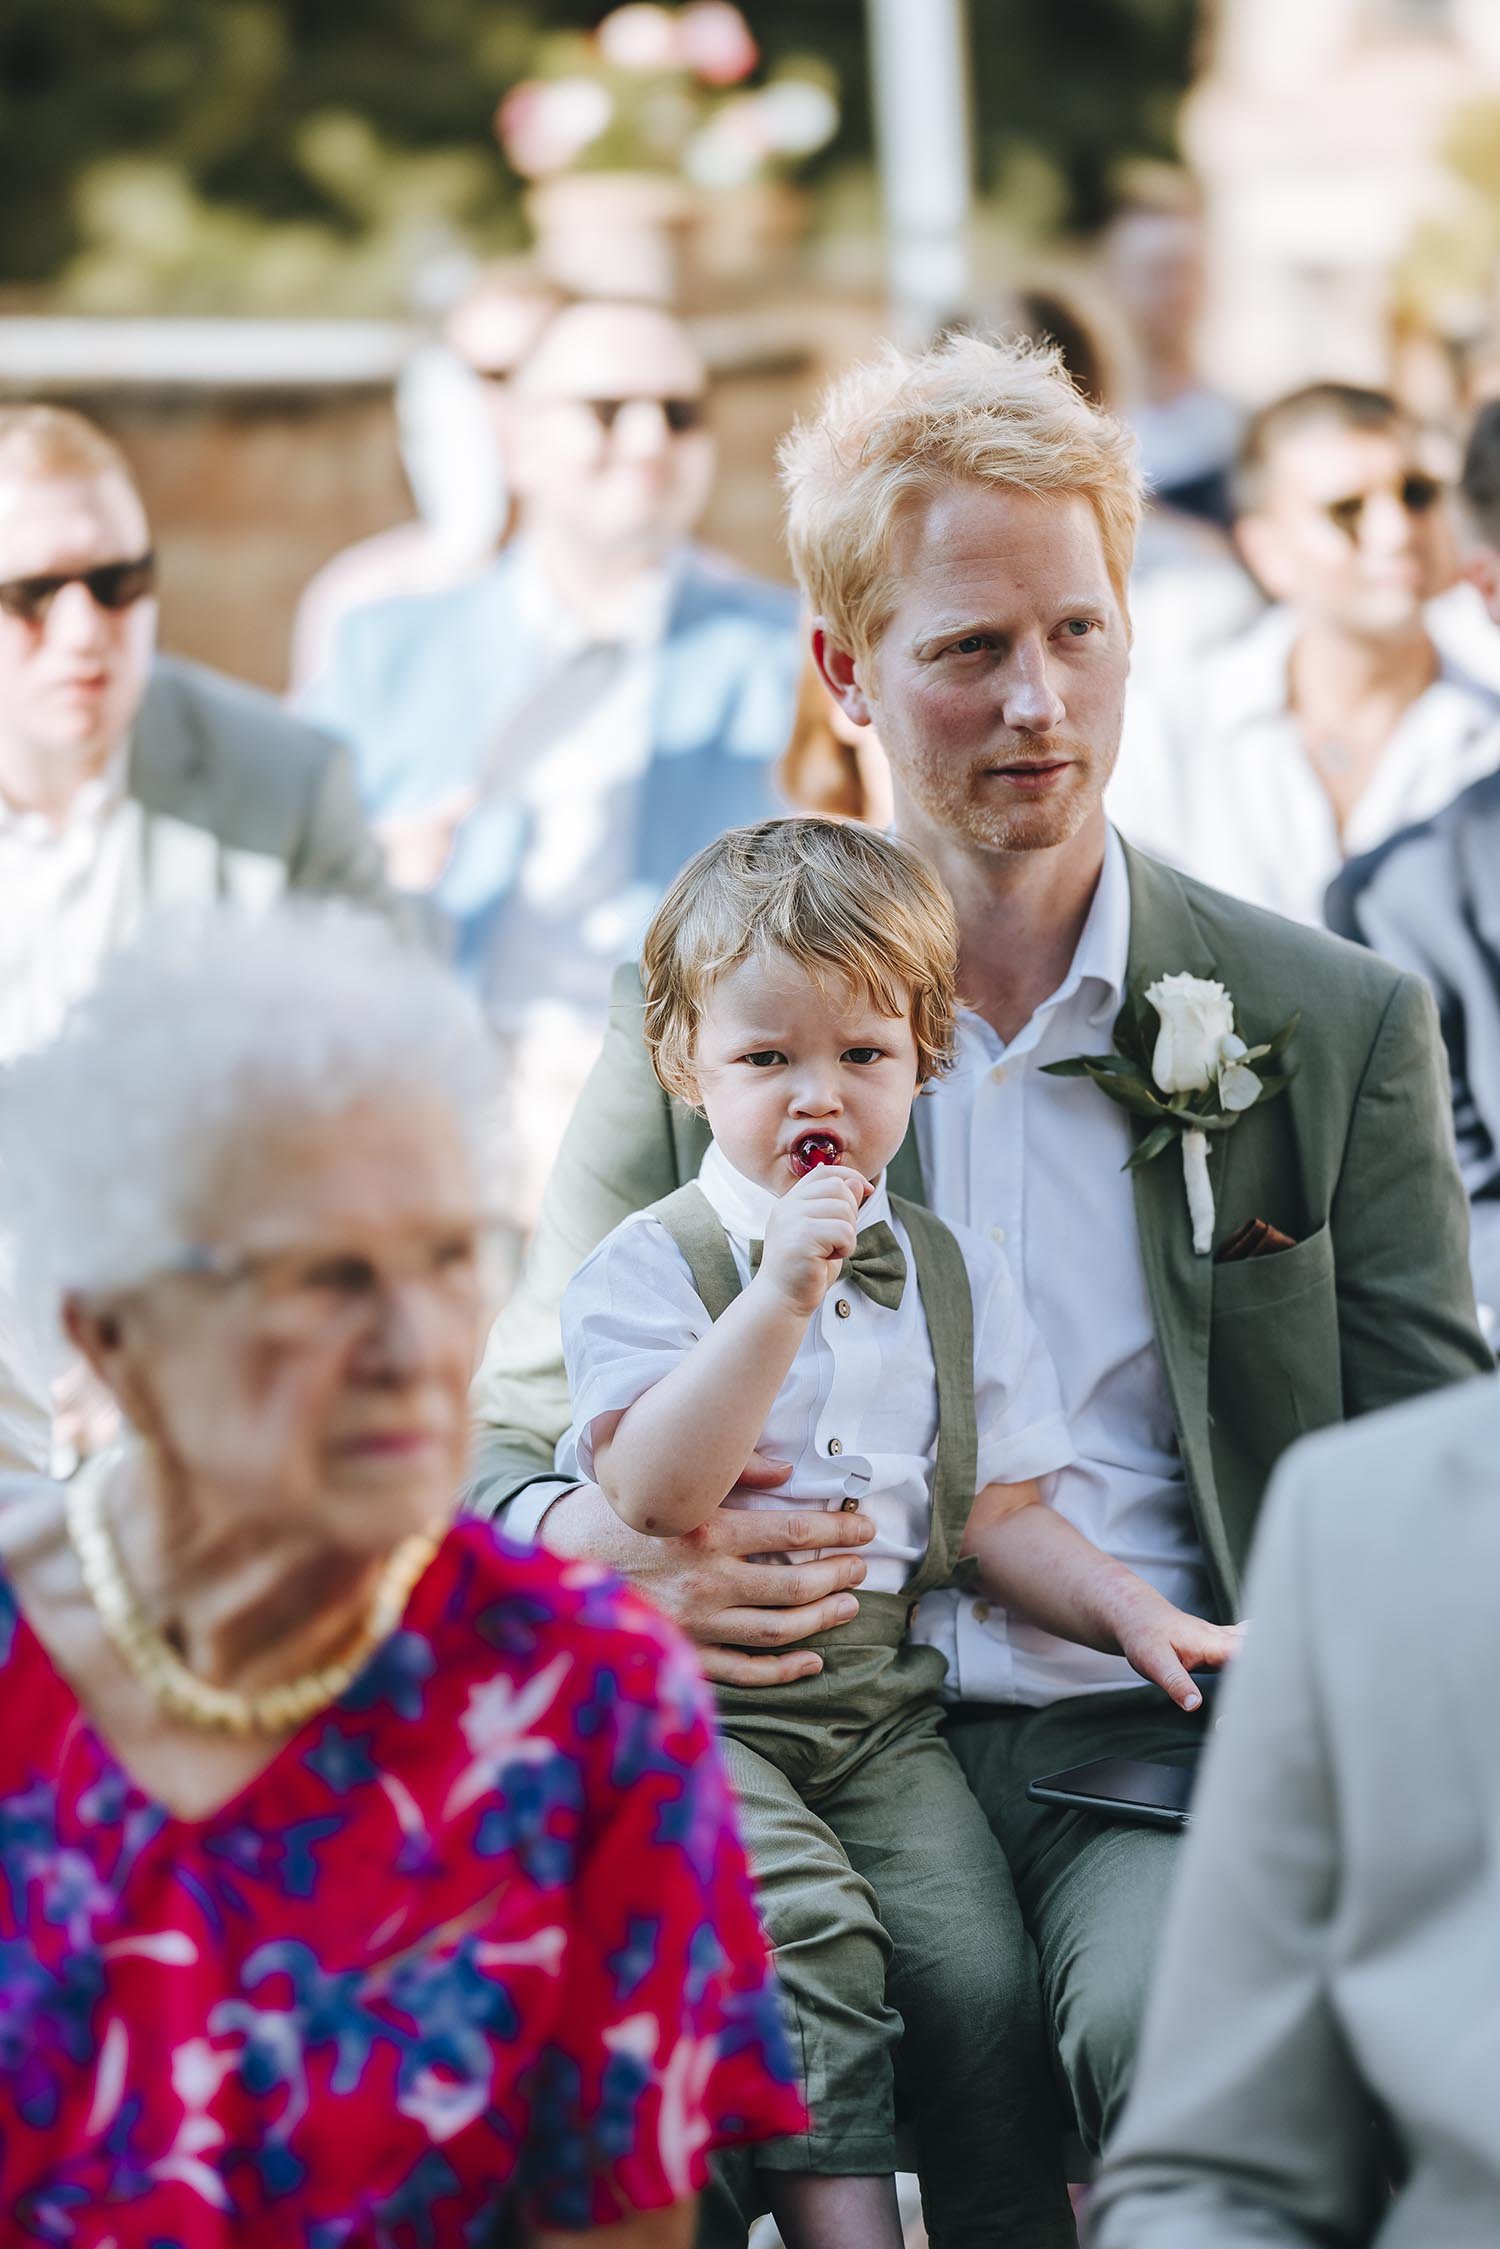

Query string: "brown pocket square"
[[1217, 1217, 1299, 1264]]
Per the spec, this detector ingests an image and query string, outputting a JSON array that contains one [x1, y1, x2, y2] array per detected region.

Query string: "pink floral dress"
[[0, 1517, 804, 2243]]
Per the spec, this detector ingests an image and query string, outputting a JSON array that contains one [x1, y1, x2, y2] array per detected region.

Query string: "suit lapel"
[[129, 663, 288, 909], [130, 668, 221, 907], [1121, 844, 1227, 1558]]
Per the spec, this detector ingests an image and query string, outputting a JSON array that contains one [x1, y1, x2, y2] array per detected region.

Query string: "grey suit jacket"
[[1092, 1370, 1500, 2248], [1329, 770, 1500, 1315], [128, 653, 399, 914]]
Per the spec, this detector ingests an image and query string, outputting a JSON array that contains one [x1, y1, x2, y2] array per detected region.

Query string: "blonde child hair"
[[641, 816, 958, 1107]]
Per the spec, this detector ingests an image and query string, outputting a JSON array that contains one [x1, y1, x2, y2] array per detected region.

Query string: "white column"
[[866, 0, 974, 339]]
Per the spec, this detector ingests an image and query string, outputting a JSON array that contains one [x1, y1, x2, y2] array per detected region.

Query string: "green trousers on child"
[[646, 1180, 1076, 2249], [715, 1599, 1079, 2249]]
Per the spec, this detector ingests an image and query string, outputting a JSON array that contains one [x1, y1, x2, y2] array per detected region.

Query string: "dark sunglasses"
[[1323, 473, 1444, 539], [580, 396, 705, 436], [0, 551, 156, 626]]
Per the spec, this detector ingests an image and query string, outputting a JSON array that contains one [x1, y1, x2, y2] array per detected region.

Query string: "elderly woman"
[[0, 909, 802, 2245]]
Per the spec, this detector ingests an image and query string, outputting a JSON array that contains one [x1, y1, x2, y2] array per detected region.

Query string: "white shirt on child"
[[555, 1138, 1075, 1596]]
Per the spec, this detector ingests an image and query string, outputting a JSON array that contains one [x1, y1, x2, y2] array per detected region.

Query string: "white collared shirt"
[[909, 828, 1211, 1705], [555, 1139, 1074, 1596], [0, 742, 143, 1065], [1111, 604, 1500, 926]]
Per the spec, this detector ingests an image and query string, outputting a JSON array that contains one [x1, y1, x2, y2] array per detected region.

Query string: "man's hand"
[[538, 1456, 874, 1685], [755, 1164, 869, 1318], [1107, 1577, 1245, 1712], [375, 785, 479, 892]]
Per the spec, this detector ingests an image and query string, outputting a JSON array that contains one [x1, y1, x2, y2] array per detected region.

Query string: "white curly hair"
[[0, 906, 504, 1304]]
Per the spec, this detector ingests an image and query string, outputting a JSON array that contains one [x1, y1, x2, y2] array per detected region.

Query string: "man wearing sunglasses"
[[0, 402, 400, 1471], [1331, 399, 1500, 1344], [306, 296, 798, 1221], [1112, 380, 1500, 925]]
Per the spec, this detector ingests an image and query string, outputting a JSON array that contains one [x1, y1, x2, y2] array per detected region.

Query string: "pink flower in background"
[[496, 78, 614, 179], [597, 4, 683, 71], [679, 3, 759, 86]]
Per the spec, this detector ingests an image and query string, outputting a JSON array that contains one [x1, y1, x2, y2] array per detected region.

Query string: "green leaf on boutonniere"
[[1125, 1120, 1179, 1171], [1255, 1012, 1301, 1066], [1041, 1054, 1173, 1117]]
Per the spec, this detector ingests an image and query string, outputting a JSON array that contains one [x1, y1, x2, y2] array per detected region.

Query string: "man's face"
[[1237, 421, 1456, 639], [509, 303, 714, 563], [1104, 211, 1205, 359], [0, 468, 156, 773], [819, 482, 1130, 861]]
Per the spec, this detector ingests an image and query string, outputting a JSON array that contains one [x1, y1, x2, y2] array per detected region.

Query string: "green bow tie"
[[750, 1219, 907, 1311]]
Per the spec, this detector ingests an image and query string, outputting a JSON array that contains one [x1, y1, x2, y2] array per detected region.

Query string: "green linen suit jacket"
[[467, 842, 1492, 1616]]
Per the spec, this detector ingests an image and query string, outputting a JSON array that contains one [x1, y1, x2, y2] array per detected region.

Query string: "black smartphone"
[[1026, 1752, 1199, 1829]]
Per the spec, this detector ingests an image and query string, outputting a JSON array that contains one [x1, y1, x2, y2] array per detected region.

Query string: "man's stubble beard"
[[909, 743, 1114, 858]]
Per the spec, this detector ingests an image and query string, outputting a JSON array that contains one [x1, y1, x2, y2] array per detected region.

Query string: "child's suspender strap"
[[649, 1182, 745, 1322], [891, 1193, 981, 1599]]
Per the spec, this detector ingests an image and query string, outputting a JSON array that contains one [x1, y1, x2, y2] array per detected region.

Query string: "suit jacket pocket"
[[1207, 1224, 1343, 1592], [1211, 1221, 1335, 1316]]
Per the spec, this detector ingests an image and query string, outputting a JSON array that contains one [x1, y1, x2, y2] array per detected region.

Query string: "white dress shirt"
[[910, 829, 1212, 1706], [0, 744, 143, 1066], [0, 746, 143, 1473], [1111, 604, 1500, 926], [555, 1138, 1073, 1597]]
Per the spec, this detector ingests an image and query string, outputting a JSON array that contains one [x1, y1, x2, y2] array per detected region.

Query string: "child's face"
[[689, 948, 921, 1195]]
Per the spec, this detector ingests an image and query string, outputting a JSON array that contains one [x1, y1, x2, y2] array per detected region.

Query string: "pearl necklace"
[[67, 1471, 441, 1738]]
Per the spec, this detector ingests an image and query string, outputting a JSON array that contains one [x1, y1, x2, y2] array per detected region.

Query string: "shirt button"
[[827, 1437, 843, 1456], [840, 1496, 860, 1513], [989, 1063, 1007, 1085], [989, 1225, 1007, 1248], [834, 1297, 852, 1319], [972, 1600, 991, 1624]]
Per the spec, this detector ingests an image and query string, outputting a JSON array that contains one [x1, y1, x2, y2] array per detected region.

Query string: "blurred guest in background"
[[1092, 1377, 1500, 2248], [287, 262, 561, 695], [0, 403, 401, 1471], [307, 296, 799, 1221], [1113, 382, 1500, 925], [776, 647, 892, 825], [1100, 173, 1241, 529], [0, 405, 397, 1067], [0, 907, 803, 2244], [1330, 399, 1500, 1335]]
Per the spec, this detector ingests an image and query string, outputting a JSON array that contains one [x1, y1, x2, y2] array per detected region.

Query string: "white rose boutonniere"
[[1044, 973, 1298, 1255]]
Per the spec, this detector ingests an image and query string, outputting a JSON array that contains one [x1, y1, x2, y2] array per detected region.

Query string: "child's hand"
[[756, 1164, 869, 1317], [1106, 1577, 1245, 1712]]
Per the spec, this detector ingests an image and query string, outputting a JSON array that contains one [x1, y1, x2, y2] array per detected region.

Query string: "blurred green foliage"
[[0, 0, 1198, 312]]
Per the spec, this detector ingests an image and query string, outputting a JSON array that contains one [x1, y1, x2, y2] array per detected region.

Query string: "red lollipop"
[[789, 1133, 841, 1178]]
